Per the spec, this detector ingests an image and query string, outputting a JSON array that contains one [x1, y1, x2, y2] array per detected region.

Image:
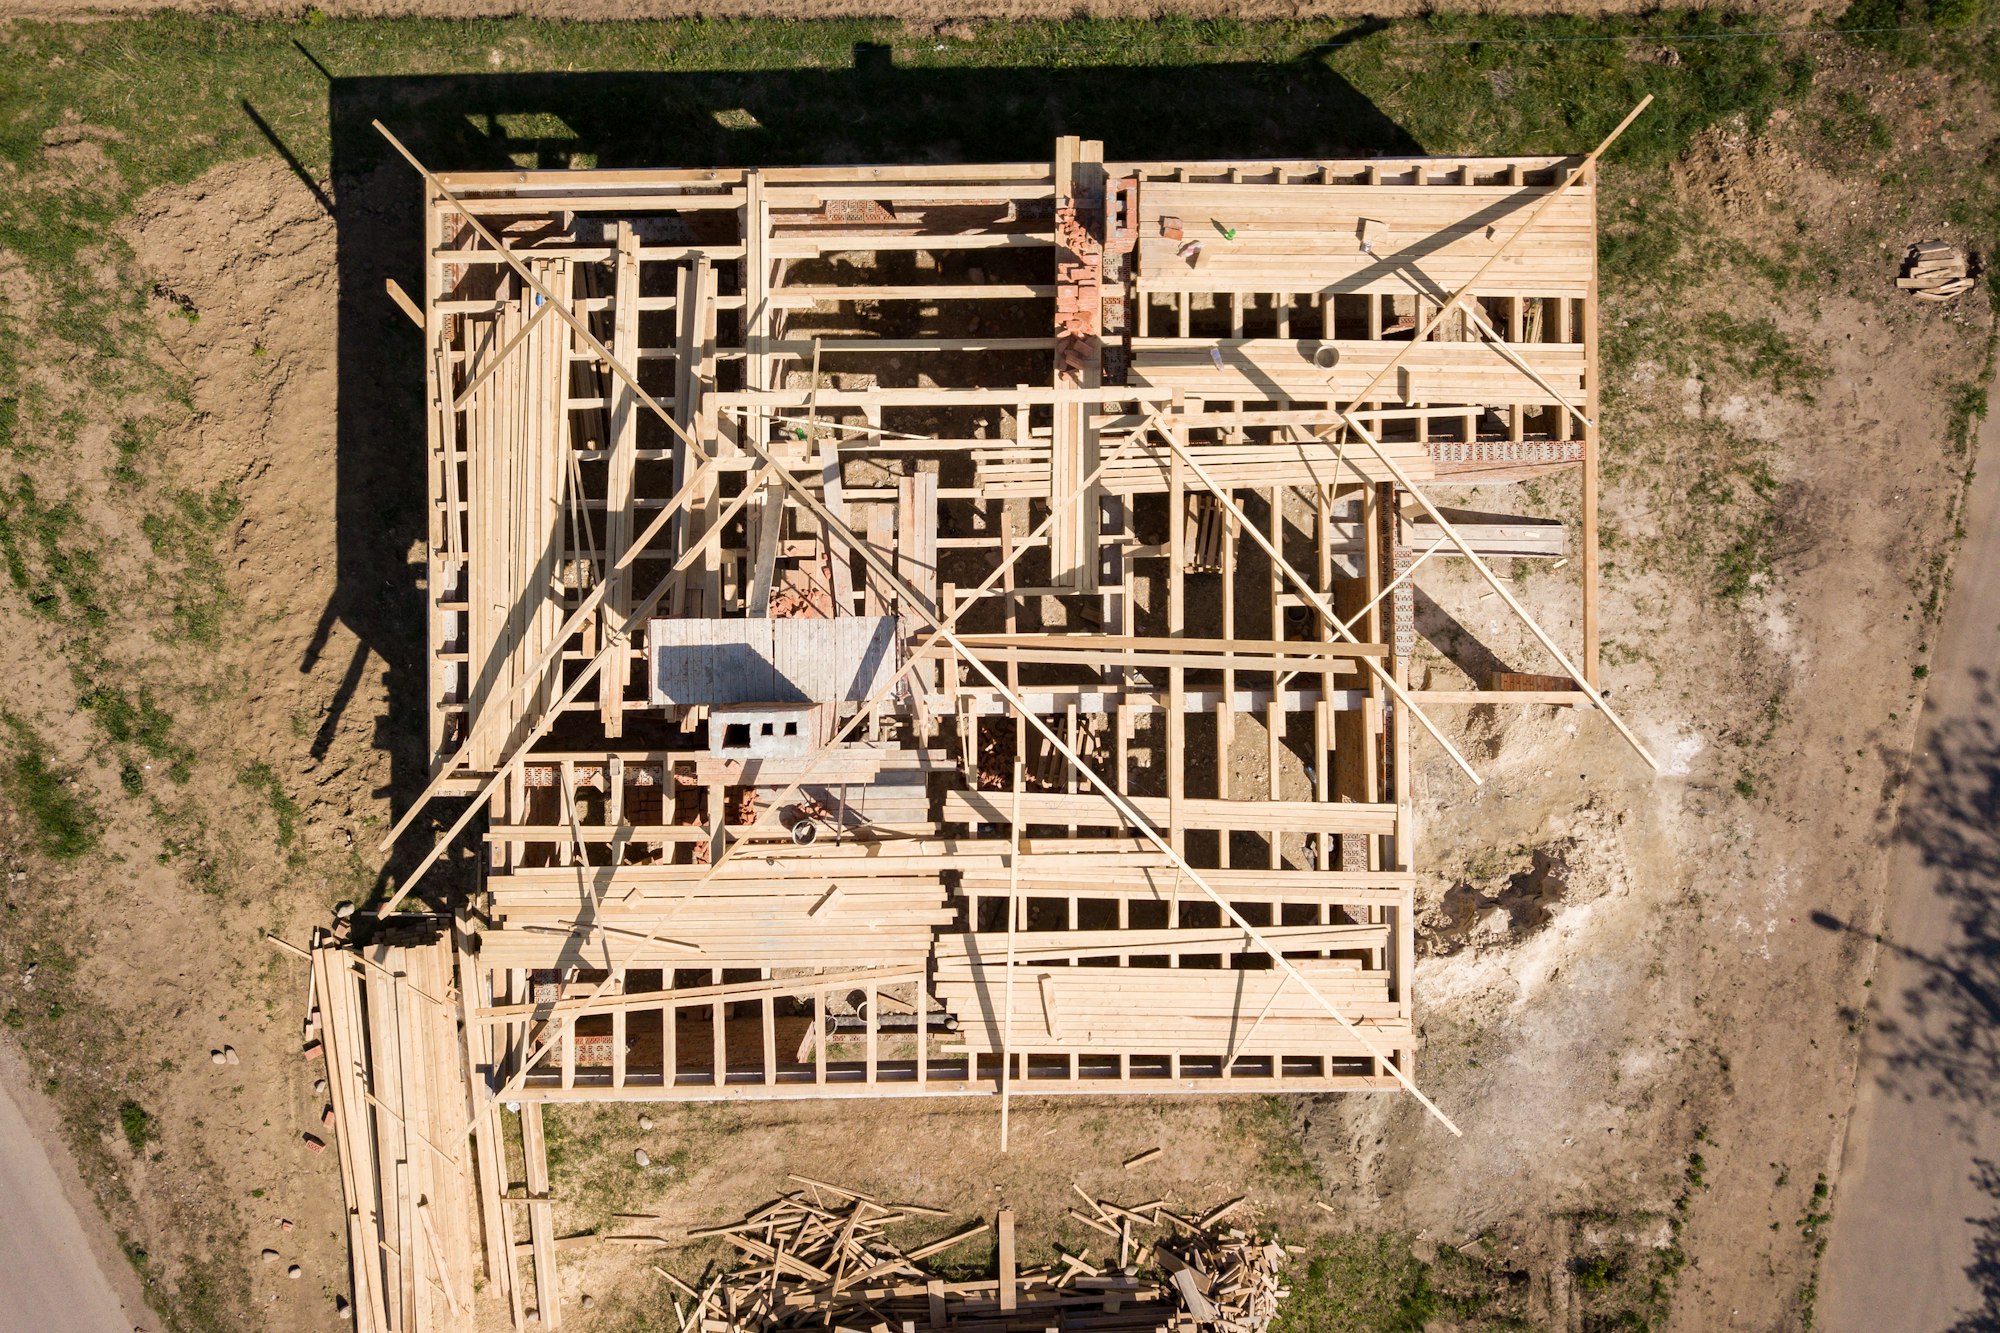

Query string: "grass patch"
[[1691, 314, 1827, 399], [1564, 1217, 1686, 1330], [1228, 1096, 1321, 1188], [0, 712, 98, 859], [540, 1102, 680, 1235], [152, 798, 231, 898], [1946, 377, 1989, 456], [1813, 87, 1895, 160], [118, 1100, 156, 1153], [1715, 503, 1782, 603], [236, 760, 302, 849], [80, 681, 195, 788], [0, 474, 106, 627], [1274, 1232, 1516, 1332], [1794, 1172, 1833, 1327], [139, 484, 242, 649], [1670, 426, 1786, 605]]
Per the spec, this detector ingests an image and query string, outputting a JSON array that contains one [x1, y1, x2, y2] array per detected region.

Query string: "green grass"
[[1814, 87, 1896, 158], [152, 799, 232, 898], [118, 1100, 156, 1153], [80, 682, 194, 788], [0, 712, 98, 859], [0, 474, 106, 627], [1274, 1233, 1516, 1332], [1691, 314, 1827, 399], [139, 484, 242, 649], [1229, 1095, 1323, 1188], [235, 760, 302, 849], [1793, 1173, 1834, 1327], [1946, 376, 1990, 456]]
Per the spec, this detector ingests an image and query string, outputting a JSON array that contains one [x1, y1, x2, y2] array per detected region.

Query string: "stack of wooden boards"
[[310, 928, 479, 1333], [931, 951, 1407, 1060], [1899, 240, 1976, 302], [971, 430, 1435, 496], [479, 848, 956, 973], [1125, 338, 1585, 413], [1132, 179, 1595, 300], [665, 1177, 1292, 1333], [455, 267, 571, 769]]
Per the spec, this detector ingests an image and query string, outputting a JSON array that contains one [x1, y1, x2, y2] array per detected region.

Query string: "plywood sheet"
[[648, 616, 896, 706]]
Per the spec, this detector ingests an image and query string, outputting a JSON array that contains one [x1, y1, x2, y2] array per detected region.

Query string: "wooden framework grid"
[[361, 132, 1620, 1330]]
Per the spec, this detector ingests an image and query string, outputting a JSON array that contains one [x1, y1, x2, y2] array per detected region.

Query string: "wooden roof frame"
[[372, 110, 1656, 1137]]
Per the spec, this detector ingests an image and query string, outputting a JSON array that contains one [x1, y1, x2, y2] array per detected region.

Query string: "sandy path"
[[1818, 372, 2000, 1331], [0, 1041, 150, 1333]]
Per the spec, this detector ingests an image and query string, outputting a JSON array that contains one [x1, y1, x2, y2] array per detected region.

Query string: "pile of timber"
[[932, 959, 1406, 1059], [1131, 179, 1596, 301], [1899, 240, 1976, 301], [666, 1177, 1290, 1333], [971, 435, 1431, 497], [1127, 339, 1585, 413], [456, 268, 572, 769], [479, 864, 953, 971], [311, 928, 479, 1333]]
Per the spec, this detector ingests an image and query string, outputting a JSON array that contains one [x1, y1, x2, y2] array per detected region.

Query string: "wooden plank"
[[998, 1209, 1017, 1312], [944, 790, 1397, 834], [600, 221, 641, 737], [934, 924, 1388, 960], [521, 1103, 562, 1329]]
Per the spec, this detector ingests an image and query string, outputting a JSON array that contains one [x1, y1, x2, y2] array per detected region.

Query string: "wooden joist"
[[944, 790, 1398, 835]]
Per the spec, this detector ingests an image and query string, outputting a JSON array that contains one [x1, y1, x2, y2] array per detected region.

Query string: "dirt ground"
[[0, 30, 1992, 1333]]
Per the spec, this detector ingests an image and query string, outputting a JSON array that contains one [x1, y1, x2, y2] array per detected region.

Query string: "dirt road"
[[0, 1043, 147, 1333], [1819, 375, 2000, 1331]]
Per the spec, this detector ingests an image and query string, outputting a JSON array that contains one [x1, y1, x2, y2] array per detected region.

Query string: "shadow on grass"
[[302, 39, 1422, 902]]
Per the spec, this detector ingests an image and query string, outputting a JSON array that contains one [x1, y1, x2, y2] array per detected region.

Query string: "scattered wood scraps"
[[660, 1177, 1292, 1332], [1899, 240, 1977, 302]]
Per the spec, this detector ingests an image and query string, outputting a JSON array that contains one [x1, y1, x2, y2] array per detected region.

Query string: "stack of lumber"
[[311, 929, 479, 1333], [476, 871, 954, 970], [944, 789, 1397, 836], [972, 433, 1431, 494], [482, 842, 955, 971], [1133, 180, 1594, 299], [1899, 240, 1975, 301], [1127, 338, 1586, 409], [458, 267, 573, 769], [1399, 505, 1566, 558], [933, 959, 1407, 1058], [665, 1177, 1291, 1332]]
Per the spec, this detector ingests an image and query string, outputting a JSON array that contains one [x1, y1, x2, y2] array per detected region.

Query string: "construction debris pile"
[[1899, 240, 1976, 301], [1154, 1222, 1289, 1331], [663, 1176, 1291, 1333]]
